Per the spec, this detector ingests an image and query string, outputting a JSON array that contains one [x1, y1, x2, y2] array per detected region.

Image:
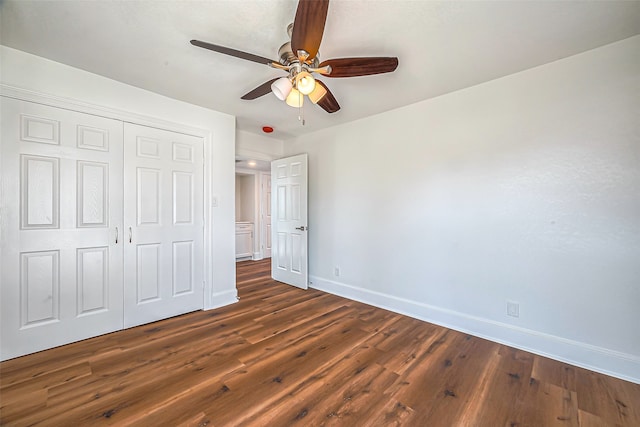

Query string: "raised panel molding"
[[291, 184, 300, 221], [276, 232, 287, 270], [77, 161, 108, 228], [136, 243, 161, 303], [173, 171, 193, 225], [172, 241, 193, 296], [266, 223, 272, 250], [20, 114, 60, 145], [137, 168, 160, 225], [20, 250, 60, 327], [136, 136, 160, 159], [276, 164, 287, 179], [21, 155, 60, 229], [277, 185, 286, 220], [291, 234, 302, 273], [77, 125, 109, 151], [77, 247, 109, 315], [290, 162, 301, 177], [172, 142, 194, 163]]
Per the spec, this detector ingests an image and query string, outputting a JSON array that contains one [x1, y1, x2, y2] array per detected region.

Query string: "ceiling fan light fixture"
[[308, 83, 327, 104], [296, 71, 316, 95], [271, 77, 293, 101], [285, 88, 304, 107], [191, 0, 398, 119]]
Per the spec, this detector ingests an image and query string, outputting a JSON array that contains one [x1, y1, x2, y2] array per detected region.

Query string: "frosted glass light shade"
[[285, 88, 304, 107], [308, 83, 327, 104], [271, 77, 292, 101], [296, 71, 316, 95]]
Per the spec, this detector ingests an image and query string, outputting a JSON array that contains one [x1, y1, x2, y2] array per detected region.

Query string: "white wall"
[[235, 169, 266, 259], [1, 46, 238, 309], [235, 173, 256, 223], [235, 175, 243, 220], [285, 36, 640, 383], [236, 129, 283, 161], [240, 175, 256, 224]]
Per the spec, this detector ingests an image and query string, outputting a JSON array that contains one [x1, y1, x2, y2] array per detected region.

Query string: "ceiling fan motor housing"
[[278, 41, 320, 68], [278, 42, 297, 65]]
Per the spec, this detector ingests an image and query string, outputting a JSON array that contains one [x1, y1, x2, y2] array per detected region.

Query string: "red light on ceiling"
[[262, 126, 274, 133]]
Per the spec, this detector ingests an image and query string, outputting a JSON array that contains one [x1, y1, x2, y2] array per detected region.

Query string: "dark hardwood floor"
[[1, 258, 639, 426]]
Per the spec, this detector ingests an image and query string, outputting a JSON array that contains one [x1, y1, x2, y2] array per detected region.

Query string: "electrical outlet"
[[507, 301, 520, 318], [334, 267, 340, 277]]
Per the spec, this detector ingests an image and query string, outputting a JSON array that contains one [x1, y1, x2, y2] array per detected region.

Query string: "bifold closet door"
[[0, 97, 124, 361], [123, 123, 204, 328]]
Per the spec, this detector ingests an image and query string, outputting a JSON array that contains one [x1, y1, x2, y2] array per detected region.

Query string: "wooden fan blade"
[[291, 0, 329, 60], [319, 57, 399, 78], [241, 78, 280, 100], [190, 40, 277, 65], [315, 81, 340, 113]]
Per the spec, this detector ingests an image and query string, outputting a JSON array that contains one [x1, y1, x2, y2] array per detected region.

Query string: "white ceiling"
[[1, 1, 639, 140]]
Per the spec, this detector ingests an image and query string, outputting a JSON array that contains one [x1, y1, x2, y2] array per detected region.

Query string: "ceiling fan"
[[190, 0, 398, 115]]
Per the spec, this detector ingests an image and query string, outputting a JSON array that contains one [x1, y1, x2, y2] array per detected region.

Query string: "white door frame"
[[260, 171, 272, 259], [235, 168, 260, 260]]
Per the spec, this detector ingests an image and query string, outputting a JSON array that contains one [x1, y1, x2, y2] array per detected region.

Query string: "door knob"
[[295, 226, 307, 231]]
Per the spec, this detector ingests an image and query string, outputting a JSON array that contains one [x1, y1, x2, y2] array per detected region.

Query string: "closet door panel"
[[0, 97, 124, 361], [123, 123, 204, 328]]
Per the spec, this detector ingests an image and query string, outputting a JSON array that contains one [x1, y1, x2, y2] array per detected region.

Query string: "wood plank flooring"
[[1, 258, 639, 426]]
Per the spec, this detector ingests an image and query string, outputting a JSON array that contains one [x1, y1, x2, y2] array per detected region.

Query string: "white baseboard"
[[309, 275, 640, 384], [205, 289, 238, 310]]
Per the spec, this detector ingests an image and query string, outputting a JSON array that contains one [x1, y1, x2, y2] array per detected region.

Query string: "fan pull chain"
[[298, 90, 305, 125]]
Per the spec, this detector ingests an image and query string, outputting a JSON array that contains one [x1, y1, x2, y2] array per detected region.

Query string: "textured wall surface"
[[285, 36, 640, 382]]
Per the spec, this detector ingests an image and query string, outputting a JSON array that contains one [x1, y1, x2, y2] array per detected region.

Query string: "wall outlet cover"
[[507, 301, 520, 318]]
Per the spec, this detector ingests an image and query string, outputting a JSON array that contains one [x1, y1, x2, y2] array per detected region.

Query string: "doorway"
[[235, 158, 271, 261]]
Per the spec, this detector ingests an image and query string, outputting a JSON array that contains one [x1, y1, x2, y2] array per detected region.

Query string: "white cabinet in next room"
[[235, 222, 254, 259]]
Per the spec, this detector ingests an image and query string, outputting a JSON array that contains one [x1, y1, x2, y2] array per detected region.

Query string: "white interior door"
[[271, 154, 308, 289], [262, 173, 272, 258], [123, 123, 204, 328], [0, 97, 124, 360]]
